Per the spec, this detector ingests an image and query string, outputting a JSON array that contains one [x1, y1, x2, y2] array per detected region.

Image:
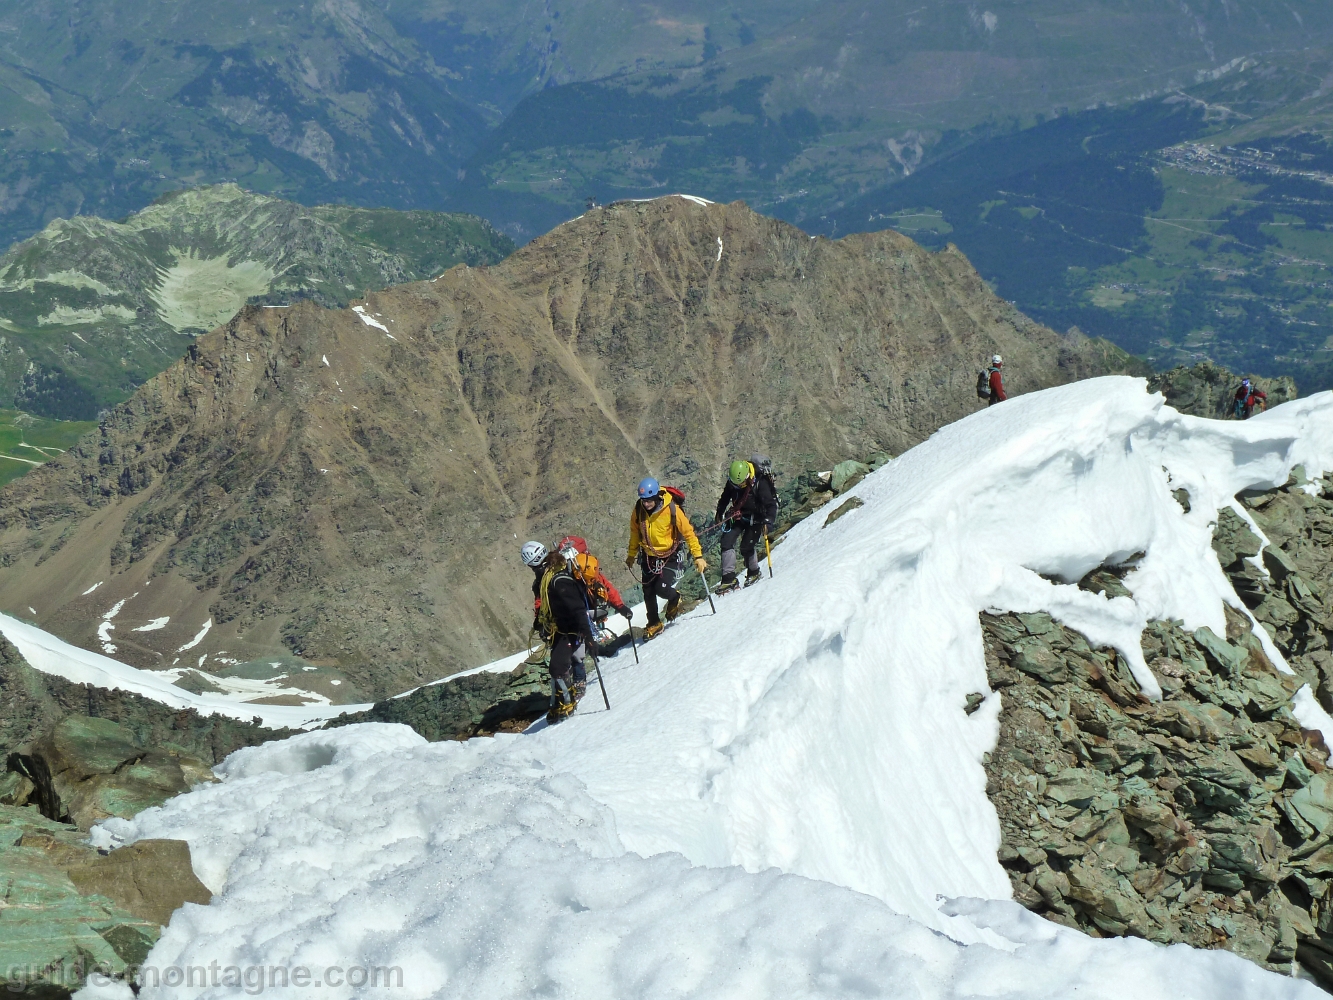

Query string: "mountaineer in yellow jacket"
[[624, 476, 705, 639]]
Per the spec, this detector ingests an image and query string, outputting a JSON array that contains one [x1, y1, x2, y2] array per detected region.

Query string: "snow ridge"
[[76, 378, 1333, 998]]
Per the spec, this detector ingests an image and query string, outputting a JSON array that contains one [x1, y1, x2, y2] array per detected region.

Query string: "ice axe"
[[626, 612, 639, 664], [763, 527, 774, 578], [697, 558, 717, 615]]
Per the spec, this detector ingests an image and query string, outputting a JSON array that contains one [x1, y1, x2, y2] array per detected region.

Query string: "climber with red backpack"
[[1233, 379, 1267, 420], [556, 535, 633, 642], [624, 477, 705, 639], [534, 545, 598, 723]]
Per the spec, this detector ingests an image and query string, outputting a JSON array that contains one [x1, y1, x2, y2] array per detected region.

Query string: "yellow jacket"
[[628, 492, 702, 560]]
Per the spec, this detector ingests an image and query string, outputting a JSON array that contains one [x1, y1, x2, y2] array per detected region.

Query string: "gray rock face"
[[984, 608, 1318, 965], [984, 472, 1333, 987], [1148, 362, 1297, 420]]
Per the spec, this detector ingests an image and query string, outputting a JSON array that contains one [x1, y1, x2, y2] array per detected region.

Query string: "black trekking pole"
[[626, 617, 639, 663], [588, 643, 611, 710]]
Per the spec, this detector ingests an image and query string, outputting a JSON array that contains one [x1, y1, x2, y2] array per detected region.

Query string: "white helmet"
[[520, 541, 547, 567], [992, 354, 1003, 365]]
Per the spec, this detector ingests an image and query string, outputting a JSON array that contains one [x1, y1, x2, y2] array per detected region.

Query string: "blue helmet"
[[637, 476, 660, 499]]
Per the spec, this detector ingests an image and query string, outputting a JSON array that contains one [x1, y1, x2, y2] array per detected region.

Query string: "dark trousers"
[[720, 522, 763, 579], [639, 548, 686, 625], [549, 633, 587, 696]]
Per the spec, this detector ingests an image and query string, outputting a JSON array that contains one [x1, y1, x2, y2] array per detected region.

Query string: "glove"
[[617, 605, 632, 620], [694, 557, 708, 574], [624, 554, 635, 569]]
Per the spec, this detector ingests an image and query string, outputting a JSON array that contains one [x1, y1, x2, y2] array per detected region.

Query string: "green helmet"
[[728, 459, 753, 486]]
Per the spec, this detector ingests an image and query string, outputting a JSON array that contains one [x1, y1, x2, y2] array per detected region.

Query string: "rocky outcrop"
[[0, 633, 292, 766], [0, 805, 156, 995], [328, 660, 551, 741], [0, 637, 223, 996], [985, 471, 1333, 986], [1228, 472, 1333, 705], [65, 839, 211, 928], [0, 197, 1139, 699], [1148, 361, 1297, 420], [9, 716, 215, 831], [0, 806, 208, 996]]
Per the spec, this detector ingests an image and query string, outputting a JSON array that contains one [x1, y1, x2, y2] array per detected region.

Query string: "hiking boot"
[[546, 699, 576, 724], [664, 597, 682, 621], [643, 622, 665, 640], [571, 681, 588, 703], [744, 571, 762, 588], [717, 573, 740, 595]]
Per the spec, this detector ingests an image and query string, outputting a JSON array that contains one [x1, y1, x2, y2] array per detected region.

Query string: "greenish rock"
[[0, 632, 293, 771], [1264, 545, 1300, 583], [830, 460, 871, 494], [822, 495, 864, 528], [1292, 772, 1333, 834], [328, 662, 549, 742], [866, 452, 894, 470], [1202, 869, 1246, 893], [1299, 844, 1333, 877], [1066, 861, 1150, 934], [1193, 627, 1247, 676], [1240, 669, 1298, 713], [1211, 507, 1263, 569], [0, 805, 158, 984], [1012, 642, 1069, 684], [1287, 754, 1315, 788], [17, 717, 215, 830], [1149, 700, 1236, 741], [0, 770, 34, 806], [1255, 594, 1301, 629], [1207, 832, 1278, 883], [1182, 749, 1259, 792], [1078, 568, 1132, 600], [1045, 769, 1102, 806]]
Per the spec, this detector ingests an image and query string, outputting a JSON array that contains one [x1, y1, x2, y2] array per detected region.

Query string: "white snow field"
[[82, 377, 1333, 999], [0, 611, 371, 730]]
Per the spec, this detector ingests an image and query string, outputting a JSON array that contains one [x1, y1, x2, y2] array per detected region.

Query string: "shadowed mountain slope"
[[0, 196, 1135, 699]]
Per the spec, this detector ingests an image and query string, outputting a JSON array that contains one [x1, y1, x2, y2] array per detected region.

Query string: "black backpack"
[[976, 369, 992, 399]]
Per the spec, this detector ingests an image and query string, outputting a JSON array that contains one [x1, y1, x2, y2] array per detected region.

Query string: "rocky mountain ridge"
[[0, 196, 1136, 699], [986, 467, 1333, 987]]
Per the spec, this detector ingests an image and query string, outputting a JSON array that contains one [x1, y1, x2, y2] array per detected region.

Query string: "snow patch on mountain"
[[0, 612, 369, 730]]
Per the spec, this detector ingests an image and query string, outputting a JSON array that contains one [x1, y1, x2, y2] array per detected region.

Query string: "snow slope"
[[86, 378, 1333, 998], [90, 727, 1312, 1000], [0, 612, 371, 730]]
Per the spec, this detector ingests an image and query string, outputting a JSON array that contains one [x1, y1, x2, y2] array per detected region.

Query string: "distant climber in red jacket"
[[988, 355, 1007, 405], [1233, 379, 1267, 419]]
